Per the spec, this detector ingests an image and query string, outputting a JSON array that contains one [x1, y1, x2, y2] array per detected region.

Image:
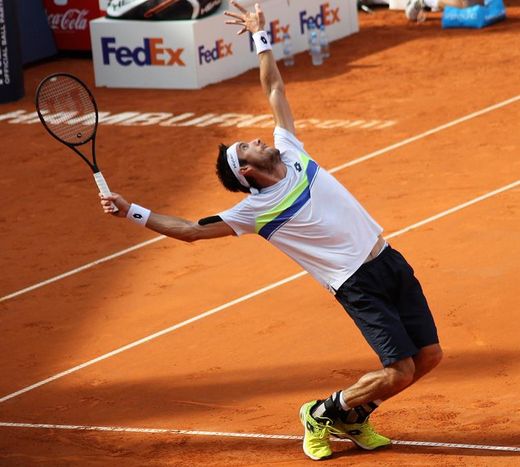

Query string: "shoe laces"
[[313, 419, 333, 439]]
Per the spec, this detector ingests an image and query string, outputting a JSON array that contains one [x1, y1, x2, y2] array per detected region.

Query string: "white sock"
[[339, 391, 351, 411], [424, 0, 440, 9], [340, 393, 382, 410]]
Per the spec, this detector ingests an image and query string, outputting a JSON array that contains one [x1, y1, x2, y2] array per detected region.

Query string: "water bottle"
[[282, 33, 294, 67], [306, 19, 315, 53], [309, 28, 323, 66], [319, 24, 330, 60]]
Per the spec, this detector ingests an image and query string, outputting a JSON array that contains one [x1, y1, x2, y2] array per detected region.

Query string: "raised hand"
[[224, 1, 265, 35]]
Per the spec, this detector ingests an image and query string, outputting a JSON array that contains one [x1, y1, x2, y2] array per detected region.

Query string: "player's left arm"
[[225, 1, 296, 135], [258, 43, 296, 135]]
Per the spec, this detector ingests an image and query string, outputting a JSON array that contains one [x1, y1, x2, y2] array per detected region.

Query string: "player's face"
[[238, 138, 280, 170]]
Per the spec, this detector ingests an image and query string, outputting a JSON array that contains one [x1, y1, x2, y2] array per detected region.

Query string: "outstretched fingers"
[[223, 10, 243, 21], [224, 1, 263, 35], [224, 11, 247, 34], [224, 9, 245, 33], [230, 0, 248, 13]]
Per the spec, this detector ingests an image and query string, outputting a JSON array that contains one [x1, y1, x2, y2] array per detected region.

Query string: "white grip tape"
[[94, 171, 118, 212]]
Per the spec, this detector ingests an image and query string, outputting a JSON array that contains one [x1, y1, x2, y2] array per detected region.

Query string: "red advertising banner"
[[43, 0, 105, 51]]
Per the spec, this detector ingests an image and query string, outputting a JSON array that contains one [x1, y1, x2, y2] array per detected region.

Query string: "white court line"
[[0, 236, 166, 303], [2, 93, 520, 304], [1, 422, 519, 452], [0, 180, 518, 405], [328, 93, 520, 174]]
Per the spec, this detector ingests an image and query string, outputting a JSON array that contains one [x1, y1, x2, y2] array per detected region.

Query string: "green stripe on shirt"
[[255, 154, 311, 234]]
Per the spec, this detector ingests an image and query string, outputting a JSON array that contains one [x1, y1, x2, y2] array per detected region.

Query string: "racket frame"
[[35, 73, 118, 212], [36, 73, 100, 170]]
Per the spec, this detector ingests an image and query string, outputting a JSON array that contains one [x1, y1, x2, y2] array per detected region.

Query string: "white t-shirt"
[[219, 127, 383, 293]]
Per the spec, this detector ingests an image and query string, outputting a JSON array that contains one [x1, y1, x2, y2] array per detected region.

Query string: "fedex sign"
[[300, 2, 341, 34], [249, 19, 290, 52], [198, 39, 233, 65], [101, 37, 185, 67]]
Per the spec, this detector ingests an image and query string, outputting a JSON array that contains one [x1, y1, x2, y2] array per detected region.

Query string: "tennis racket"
[[35, 73, 118, 212]]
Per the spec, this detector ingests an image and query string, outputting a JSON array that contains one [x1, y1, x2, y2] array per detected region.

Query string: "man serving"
[[101, 1, 443, 461]]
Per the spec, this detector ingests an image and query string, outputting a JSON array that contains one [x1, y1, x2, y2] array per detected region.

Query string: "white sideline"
[[0, 237, 166, 303], [2, 93, 520, 304], [0, 179, 518, 404], [1, 421, 519, 452], [329, 94, 520, 174]]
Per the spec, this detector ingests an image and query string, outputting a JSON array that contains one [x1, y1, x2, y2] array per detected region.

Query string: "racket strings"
[[37, 76, 97, 145]]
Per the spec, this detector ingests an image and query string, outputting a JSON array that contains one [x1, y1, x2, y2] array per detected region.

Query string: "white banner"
[[90, 0, 358, 89]]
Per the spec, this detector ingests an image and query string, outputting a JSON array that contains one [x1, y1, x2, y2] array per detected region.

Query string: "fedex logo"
[[248, 20, 290, 52], [300, 3, 340, 34], [101, 37, 185, 67], [198, 39, 233, 65]]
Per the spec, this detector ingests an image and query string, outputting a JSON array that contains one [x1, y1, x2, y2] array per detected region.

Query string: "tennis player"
[[101, 1, 443, 461]]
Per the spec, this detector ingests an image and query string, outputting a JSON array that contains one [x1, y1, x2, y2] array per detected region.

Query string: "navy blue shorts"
[[335, 245, 439, 367]]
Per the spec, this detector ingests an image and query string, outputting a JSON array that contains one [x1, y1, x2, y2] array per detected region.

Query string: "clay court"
[[1, 3, 520, 465]]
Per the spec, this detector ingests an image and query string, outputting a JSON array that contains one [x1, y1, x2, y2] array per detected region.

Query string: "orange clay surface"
[[1, 4, 520, 466]]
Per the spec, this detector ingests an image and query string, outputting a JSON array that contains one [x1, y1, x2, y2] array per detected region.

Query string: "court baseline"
[[0, 422, 519, 453]]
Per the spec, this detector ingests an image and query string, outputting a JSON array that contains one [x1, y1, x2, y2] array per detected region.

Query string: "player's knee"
[[386, 358, 415, 390], [416, 344, 443, 373], [429, 345, 443, 370]]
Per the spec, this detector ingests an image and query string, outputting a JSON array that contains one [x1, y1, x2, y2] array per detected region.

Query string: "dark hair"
[[216, 143, 250, 193]]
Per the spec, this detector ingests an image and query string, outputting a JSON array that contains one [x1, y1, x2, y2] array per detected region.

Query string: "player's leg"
[[302, 245, 441, 461], [300, 248, 418, 459], [321, 344, 442, 423], [340, 357, 415, 406], [390, 245, 443, 383], [412, 343, 443, 382], [405, 0, 427, 21], [305, 359, 414, 453], [406, 0, 485, 22], [439, 0, 484, 7]]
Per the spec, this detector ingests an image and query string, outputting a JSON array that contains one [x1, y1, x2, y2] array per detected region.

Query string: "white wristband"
[[127, 203, 151, 226], [252, 31, 272, 55]]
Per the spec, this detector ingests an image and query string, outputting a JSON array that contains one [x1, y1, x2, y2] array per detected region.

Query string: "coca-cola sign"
[[47, 8, 89, 31], [44, 0, 104, 50]]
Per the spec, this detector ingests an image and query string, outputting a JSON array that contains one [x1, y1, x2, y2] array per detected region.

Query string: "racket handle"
[[94, 171, 119, 213]]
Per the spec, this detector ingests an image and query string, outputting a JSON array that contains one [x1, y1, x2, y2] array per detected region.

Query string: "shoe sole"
[[331, 432, 391, 450]]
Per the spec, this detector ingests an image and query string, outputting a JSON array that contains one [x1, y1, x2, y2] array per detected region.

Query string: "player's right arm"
[[225, 1, 296, 135], [100, 193, 235, 242]]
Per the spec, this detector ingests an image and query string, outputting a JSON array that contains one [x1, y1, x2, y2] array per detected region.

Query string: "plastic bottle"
[[282, 33, 294, 67], [319, 24, 330, 60], [309, 27, 323, 66], [306, 19, 315, 53]]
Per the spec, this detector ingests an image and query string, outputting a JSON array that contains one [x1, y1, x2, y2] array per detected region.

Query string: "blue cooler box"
[[442, 0, 506, 29]]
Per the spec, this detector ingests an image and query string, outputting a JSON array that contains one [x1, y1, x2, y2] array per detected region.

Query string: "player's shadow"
[[6, 348, 518, 452]]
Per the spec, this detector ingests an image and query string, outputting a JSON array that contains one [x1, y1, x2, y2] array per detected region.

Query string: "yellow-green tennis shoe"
[[299, 401, 334, 460], [331, 418, 391, 450]]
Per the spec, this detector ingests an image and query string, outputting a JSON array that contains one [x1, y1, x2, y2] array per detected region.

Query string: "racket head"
[[35, 73, 99, 147]]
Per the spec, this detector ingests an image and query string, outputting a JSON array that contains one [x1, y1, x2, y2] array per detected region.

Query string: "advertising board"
[[91, 0, 358, 89]]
